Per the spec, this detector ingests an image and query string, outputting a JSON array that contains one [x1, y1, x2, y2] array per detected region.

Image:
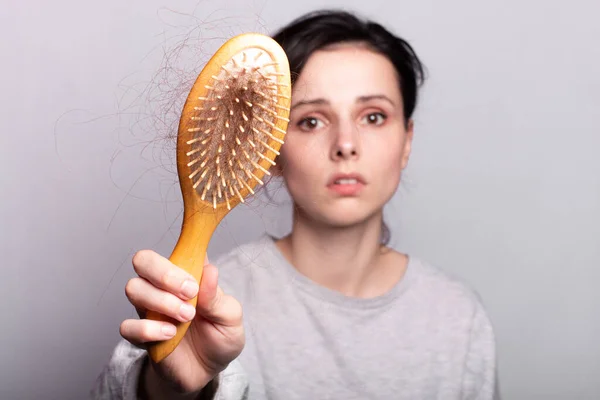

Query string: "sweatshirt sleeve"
[[90, 339, 250, 400], [461, 300, 501, 400], [90, 339, 147, 400]]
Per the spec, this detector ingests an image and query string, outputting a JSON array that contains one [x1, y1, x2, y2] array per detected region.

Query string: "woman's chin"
[[310, 205, 383, 230]]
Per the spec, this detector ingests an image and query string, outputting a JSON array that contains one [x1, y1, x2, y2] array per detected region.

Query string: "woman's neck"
[[275, 209, 407, 298]]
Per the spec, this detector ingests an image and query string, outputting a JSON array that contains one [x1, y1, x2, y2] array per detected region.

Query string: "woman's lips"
[[326, 173, 366, 196]]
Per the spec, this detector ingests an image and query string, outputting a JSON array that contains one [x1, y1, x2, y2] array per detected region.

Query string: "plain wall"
[[1, 0, 598, 399]]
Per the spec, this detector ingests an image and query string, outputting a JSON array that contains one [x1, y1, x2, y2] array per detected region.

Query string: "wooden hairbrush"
[[146, 33, 291, 363]]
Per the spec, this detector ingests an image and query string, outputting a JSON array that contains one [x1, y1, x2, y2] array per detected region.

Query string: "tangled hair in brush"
[[271, 9, 427, 245]]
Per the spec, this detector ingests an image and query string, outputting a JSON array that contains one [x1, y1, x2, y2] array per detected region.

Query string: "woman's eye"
[[362, 112, 387, 125], [297, 117, 323, 131]]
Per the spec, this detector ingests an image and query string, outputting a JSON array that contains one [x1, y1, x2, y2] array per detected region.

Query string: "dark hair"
[[272, 9, 426, 126], [271, 9, 426, 246]]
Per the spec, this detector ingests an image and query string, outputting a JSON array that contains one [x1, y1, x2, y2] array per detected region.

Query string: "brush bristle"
[[184, 48, 289, 210]]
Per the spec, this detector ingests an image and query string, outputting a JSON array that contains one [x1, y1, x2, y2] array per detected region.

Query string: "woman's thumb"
[[196, 263, 221, 315]]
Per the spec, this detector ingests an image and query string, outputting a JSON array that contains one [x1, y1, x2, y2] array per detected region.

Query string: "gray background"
[[1, 0, 599, 399]]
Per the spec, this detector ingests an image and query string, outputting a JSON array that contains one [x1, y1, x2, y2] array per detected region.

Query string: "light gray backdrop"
[[1, 0, 598, 399]]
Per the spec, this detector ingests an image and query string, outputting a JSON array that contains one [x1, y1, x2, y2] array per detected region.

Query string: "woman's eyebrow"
[[357, 94, 395, 106], [291, 98, 329, 111]]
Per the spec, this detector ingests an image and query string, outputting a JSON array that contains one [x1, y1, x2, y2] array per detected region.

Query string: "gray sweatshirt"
[[91, 235, 500, 399]]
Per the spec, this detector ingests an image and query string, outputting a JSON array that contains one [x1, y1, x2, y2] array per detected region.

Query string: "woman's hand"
[[119, 250, 245, 396]]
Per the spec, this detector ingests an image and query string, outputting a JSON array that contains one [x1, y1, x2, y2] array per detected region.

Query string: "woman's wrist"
[[138, 356, 214, 400]]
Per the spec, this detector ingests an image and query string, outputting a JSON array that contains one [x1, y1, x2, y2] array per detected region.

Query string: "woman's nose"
[[330, 123, 360, 161]]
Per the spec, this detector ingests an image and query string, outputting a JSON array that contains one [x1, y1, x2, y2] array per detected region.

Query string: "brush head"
[[177, 34, 291, 211]]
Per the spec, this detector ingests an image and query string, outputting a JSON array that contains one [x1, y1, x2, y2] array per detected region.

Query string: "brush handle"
[[147, 208, 224, 363]]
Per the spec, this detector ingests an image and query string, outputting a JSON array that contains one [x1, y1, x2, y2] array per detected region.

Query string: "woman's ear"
[[401, 119, 414, 170]]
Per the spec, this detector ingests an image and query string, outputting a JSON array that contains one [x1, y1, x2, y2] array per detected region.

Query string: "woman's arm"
[[461, 300, 501, 400], [90, 340, 249, 400]]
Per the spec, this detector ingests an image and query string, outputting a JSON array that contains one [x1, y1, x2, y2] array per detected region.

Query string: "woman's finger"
[[196, 264, 243, 326], [132, 250, 201, 301], [120, 318, 177, 346], [125, 277, 197, 323]]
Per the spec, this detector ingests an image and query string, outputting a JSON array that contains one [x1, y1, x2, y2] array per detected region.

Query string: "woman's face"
[[278, 44, 413, 228]]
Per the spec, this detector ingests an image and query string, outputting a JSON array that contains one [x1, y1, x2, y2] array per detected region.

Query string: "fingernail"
[[161, 324, 176, 337], [181, 280, 199, 298], [179, 303, 196, 321]]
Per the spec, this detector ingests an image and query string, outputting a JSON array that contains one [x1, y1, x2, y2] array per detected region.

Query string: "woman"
[[92, 9, 499, 400]]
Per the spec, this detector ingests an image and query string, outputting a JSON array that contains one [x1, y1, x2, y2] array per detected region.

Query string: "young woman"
[[92, 9, 499, 400]]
